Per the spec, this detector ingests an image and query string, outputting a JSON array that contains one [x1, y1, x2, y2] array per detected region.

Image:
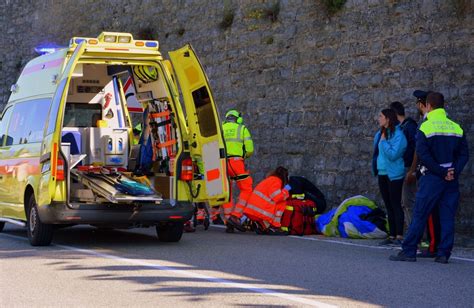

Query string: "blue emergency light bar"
[[34, 44, 65, 55]]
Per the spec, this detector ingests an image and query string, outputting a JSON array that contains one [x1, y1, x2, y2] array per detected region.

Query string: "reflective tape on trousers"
[[245, 203, 274, 219]]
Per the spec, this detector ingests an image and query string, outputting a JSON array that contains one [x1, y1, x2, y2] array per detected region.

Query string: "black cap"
[[413, 90, 429, 101]]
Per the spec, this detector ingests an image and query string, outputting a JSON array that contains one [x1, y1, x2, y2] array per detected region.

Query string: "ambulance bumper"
[[38, 201, 194, 225]]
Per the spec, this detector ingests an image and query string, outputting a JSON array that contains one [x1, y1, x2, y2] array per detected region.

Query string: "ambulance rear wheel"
[[156, 221, 184, 242], [0, 222, 4, 232], [26, 195, 54, 246]]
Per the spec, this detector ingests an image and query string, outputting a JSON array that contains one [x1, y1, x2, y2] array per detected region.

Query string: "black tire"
[[156, 222, 184, 242], [26, 195, 54, 246], [0, 221, 4, 232]]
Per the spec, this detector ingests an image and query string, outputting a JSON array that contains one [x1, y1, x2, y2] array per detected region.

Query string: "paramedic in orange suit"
[[239, 166, 291, 235], [221, 109, 254, 233]]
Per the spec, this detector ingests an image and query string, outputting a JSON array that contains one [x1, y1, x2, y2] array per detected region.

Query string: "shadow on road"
[[2, 224, 473, 307]]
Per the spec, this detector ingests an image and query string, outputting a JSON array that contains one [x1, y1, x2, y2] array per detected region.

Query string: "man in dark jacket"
[[390, 92, 469, 264], [390, 101, 417, 229]]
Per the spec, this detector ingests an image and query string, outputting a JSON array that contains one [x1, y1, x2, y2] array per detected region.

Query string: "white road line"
[[0, 233, 336, 308], [211, 225, 474, 262]]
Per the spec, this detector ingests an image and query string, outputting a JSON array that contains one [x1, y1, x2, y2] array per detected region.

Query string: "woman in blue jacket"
[[372, 108, 407, 245]]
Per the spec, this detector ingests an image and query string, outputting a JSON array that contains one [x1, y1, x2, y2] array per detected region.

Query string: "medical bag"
[[281, 197, 317, 236]]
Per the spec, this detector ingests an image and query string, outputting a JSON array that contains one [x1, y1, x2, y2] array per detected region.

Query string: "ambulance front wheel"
[[26, 195, 54, 246], [0, 221, 4, 232], [156, 221, 184, 242]]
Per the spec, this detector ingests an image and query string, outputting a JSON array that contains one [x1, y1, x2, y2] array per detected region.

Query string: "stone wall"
[[1, 0, 473, 234]]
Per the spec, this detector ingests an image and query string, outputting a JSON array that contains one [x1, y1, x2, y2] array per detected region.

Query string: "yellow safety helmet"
[[226, 109, 243, 124], [133, 65, 158, 83]]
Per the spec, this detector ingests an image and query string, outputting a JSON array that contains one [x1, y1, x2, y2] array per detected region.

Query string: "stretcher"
[[70, 167, 163, 204]]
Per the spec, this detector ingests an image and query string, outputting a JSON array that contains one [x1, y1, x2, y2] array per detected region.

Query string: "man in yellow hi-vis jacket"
[[221, 109, 254, 233]]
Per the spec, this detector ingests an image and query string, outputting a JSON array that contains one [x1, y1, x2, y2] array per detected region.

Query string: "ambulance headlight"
[[104, 35, 117, 43], [118, 36, 131, 43]]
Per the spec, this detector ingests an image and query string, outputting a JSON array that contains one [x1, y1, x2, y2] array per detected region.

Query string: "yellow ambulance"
[[0, 32, 229, 245]]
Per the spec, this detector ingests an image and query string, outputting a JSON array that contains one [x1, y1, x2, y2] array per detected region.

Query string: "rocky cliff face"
[[1, 0, 472, 233]]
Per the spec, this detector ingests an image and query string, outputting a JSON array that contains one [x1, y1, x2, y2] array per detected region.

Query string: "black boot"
[[389, 251, 416, 262], [227, 215, 246, 232], [225, 224, 235, 233]]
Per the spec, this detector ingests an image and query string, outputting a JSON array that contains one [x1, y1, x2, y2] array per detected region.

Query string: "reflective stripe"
[[245, 203, 274, 219], [237, 124, 243, 140], [226, 138, 244, 143], [275, 210, 284, 217], [223, 208, 232, 214], [253, 190, 274, 205], [244, 137, 252, 141], [285, 206, 294, 211], [269, 189, 282, 199], [291, 194, 305, 199], [425, 132, 463, 138], [233, 200, 247, 214], [281, 226, 289, 231], [440, 162, 453, 168], [233, 207, 244, 214]]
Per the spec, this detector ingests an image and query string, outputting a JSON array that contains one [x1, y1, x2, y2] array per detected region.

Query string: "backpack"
[[281, 198, 317, 236]]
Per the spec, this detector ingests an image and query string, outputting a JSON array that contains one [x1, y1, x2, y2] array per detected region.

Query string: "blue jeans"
[[402, 174, 459, 258]]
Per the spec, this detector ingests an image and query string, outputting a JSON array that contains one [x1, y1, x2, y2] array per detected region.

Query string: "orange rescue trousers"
[[221, 157, 253, 221]]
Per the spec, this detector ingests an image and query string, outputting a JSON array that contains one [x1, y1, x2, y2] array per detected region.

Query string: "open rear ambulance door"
[[168, 44, 229, 206], [38, 43, 86, 206]]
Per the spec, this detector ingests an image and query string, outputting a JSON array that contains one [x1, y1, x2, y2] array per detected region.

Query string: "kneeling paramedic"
[[390, 92, 469, 264], [242, 166, 291, 235], [221, 109, 254, 233]]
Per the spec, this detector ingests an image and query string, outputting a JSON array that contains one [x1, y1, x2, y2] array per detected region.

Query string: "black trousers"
[[378, 175, 405, 237]]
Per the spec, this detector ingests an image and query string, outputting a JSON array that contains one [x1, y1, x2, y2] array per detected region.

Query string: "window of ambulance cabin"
[[6, 99, 51, 146], [192, 86, 217, 137], [0, 107, 13, 147], [63, 103, 102, 127]]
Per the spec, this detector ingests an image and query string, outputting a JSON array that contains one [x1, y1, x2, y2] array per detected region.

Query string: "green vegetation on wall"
[[323, 0, 347, 14]]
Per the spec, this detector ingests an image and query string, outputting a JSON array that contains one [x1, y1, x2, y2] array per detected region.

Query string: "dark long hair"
[[268, 166, 289, 187], [381, 108, 397, 138]]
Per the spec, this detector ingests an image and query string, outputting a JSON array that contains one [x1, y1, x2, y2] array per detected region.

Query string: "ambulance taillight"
[[180, 157, 193, 181], [56, 158, 65, 181], [51, 143, 65, 181]]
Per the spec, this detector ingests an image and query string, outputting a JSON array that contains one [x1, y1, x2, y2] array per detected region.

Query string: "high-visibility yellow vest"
[[419, 108, 463, 138], [223, 121, 254, 158]]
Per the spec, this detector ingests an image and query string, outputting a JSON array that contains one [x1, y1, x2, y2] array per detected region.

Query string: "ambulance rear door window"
[[192, 86, 217, 137]]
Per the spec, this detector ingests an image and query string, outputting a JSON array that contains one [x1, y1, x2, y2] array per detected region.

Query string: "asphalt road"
[[1, 224, 473, 307]]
